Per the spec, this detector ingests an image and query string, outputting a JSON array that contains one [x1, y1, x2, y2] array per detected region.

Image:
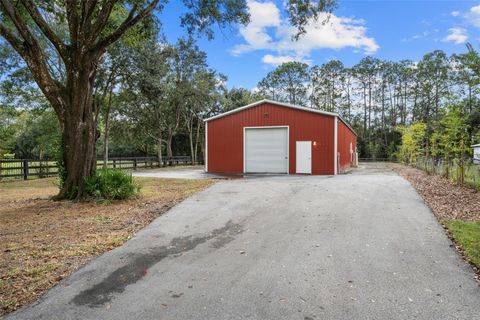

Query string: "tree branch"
[[80, 0, 98, 28], [92, 0, 160, 53], [0, 22, 25, 54], [0, 0, 39, 47], [20, 0, 68, 59], [65, 0, 79, 47], [89, 0, 117, 41]]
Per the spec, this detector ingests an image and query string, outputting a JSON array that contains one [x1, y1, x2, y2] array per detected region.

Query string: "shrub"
[[85, 169, 140, 201]]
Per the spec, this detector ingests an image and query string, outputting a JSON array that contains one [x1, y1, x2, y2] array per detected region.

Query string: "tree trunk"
[[468, 84, 472, 114], [368, 82, 372, 133], [189, 129, 195, 165], [39, 149, 45, 178], [103, 121, 109, 169], [194, 119, 201, 165], [54, 56, 100, 201], [166, 133, 174, 163], [402, 81, 407, 125], [185, 115, 195, 165], [56, 103, 98, 200], [363, 85, 367, 138], [157, 137, 163, 167], [346, 83, 352, 121], [102, 99, 112, 169]]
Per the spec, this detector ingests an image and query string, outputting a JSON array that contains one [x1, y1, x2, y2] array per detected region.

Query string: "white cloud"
[[442, 27, 468, 44], [261, 54, 296, 65], [275, 13, 379, 55], [232, 0, 379, 62], [467, 4, 480, 27], [231, 0, 280, 55], [261, 54, 312, 66], [402, 30, 431, 42], [451, 11, 460, 17]]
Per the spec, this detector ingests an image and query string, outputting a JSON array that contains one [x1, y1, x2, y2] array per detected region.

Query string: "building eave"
[[204, 99, 357, 136]]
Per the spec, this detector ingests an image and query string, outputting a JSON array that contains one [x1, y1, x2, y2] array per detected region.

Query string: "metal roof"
[[204, 99, 357, 136]]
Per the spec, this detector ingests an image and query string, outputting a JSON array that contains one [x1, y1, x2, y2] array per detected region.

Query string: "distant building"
[[472, 144, 480, 164], [204, 99, 357, 175]]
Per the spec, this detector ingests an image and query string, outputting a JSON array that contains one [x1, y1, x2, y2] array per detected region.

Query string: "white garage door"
[[244, 127, 288, 173]]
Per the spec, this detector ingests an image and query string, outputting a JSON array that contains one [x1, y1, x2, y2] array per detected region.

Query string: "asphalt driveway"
[[7, 163, 480, 319]]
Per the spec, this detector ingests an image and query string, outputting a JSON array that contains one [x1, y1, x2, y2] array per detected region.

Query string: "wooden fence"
[[0, 156, 192, 180]]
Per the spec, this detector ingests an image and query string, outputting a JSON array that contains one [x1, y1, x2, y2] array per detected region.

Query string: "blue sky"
[[158, 1, 480, 89]]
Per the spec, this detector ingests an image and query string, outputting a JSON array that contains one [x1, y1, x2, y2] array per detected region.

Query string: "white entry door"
[[244, 127, 288, 173], [296, 141, 312, 174]]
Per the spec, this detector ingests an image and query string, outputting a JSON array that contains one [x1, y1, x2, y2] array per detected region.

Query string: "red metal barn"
[[205, 100, 357, 175]]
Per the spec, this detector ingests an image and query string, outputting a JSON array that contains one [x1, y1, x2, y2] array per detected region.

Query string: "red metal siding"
[[207, 102, 335, 175], [337, 119, 357, 173]]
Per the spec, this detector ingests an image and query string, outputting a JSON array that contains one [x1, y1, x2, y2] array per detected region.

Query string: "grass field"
[[0, 176, 214, 316]]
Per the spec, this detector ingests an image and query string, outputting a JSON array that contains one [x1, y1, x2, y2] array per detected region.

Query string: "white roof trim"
[[204, 99, 357, 136], [472, 144, 480, 147]]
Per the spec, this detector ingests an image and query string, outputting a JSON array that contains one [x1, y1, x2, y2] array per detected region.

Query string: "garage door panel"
[[245, 127, 288, 173]]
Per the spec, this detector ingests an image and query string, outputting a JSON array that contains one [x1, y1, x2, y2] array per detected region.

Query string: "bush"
[[85, 169, 140, 201]]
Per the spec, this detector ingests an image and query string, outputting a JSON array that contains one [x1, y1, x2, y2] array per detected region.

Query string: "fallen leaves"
[[391, 164, 480, 221]]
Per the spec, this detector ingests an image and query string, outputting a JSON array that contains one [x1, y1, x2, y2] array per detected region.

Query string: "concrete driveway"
[[7, 163, 480, 320]]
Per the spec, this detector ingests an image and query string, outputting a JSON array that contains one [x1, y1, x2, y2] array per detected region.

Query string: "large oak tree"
[[0, 0, 336, 199]]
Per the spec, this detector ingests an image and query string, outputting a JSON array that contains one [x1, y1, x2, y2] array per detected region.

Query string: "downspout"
[[205, 121, 208, 172], [334, 116, 338, 175]]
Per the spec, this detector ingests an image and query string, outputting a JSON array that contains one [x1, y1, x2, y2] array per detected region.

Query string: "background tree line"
[[2, 43, 479, 167], [257, 47, 480, 160]]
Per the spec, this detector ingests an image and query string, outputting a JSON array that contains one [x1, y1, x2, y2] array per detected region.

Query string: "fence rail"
[[0, 156, 192, 180]]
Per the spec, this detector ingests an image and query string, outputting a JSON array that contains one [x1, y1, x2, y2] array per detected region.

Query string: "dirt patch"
[[391, 164, 480, 221], [0, 177, 214, 316]]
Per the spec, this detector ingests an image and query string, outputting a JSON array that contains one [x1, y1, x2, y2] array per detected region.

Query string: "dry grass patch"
[[0, 176, 214, 316]]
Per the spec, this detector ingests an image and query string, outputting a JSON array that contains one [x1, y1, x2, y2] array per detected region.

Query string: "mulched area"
[[390, 164, 480, 221], [0, 177, 214, 316]]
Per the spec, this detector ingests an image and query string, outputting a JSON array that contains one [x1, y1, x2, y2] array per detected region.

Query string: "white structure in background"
[[472, 144, 480, 164]]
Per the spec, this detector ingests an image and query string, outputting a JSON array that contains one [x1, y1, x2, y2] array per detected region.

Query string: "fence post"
[[113, 159, 116, 169], [134, 158, 138, 171], [23, 160, 28, 180]]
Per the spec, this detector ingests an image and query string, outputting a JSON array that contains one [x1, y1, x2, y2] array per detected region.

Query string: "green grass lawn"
[[444, 220, 480, 268]]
